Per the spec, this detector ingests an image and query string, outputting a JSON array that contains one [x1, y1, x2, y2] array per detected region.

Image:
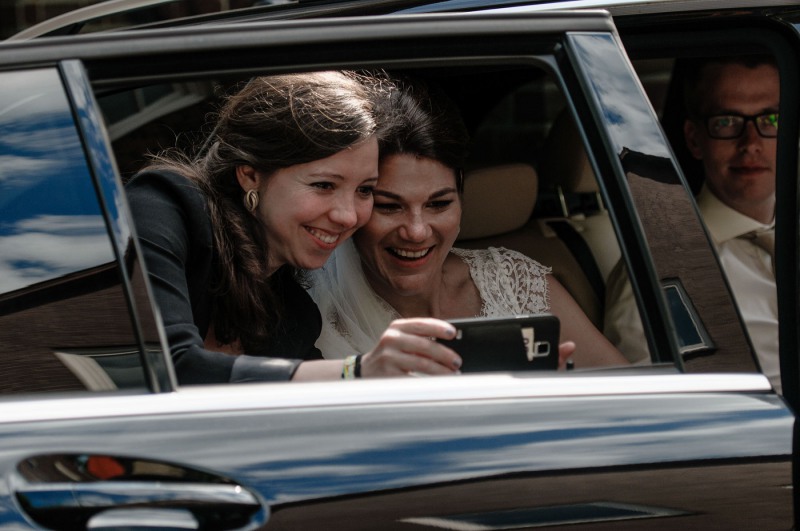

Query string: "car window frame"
[[0, 10, 785, 396]]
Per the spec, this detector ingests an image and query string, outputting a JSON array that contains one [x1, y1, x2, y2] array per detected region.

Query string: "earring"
[[244, 189, 259, 212]]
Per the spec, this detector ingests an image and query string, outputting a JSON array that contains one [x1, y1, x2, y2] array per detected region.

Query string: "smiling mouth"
[[388, 247, 432, 260], [306, 227, 339, 245]]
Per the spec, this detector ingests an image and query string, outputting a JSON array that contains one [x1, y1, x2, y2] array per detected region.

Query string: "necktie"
[[745, 228, 775, 276]]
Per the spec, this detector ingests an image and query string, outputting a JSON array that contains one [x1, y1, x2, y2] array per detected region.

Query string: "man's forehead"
[[698, 62, 779, 111]]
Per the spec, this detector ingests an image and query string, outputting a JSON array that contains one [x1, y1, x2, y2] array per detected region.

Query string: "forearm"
[[291, 359, 346, 381]]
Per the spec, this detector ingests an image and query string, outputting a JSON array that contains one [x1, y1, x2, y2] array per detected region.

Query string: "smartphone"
[[438, 314, 560, 372]]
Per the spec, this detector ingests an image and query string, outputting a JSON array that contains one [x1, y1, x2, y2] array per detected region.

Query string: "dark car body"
[[0, 2, 798, 530]]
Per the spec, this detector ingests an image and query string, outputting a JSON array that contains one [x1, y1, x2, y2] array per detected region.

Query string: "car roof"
[[7, 0, 799, 41]]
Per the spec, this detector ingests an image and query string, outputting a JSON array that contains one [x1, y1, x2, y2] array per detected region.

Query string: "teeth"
[[307, 228, 338, 244], [393, 248, 430, 259]]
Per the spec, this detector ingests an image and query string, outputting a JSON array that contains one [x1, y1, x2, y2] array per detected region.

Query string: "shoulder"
[[127, 169, 211, 231], [127, 169, 206, 211], [453, 246, 551, 275]]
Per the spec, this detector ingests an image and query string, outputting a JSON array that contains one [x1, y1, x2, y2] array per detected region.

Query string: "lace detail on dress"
[[452, 247, 551, 317]]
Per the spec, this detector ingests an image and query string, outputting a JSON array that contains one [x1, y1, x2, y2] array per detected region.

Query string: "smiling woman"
[[309, 77, 627, 370], [125, 71, 464, 385]]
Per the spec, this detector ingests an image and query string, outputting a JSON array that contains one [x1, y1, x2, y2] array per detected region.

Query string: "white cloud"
[[0, 215, 113, 293]]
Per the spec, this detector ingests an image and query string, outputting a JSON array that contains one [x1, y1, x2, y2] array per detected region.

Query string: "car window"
[[618, 48, 780, 382], [110, 61, 659, 380], [0, 68, 150, 394]]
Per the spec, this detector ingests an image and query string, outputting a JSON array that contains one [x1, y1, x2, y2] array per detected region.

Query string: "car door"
[[0, 11, 794, 530]]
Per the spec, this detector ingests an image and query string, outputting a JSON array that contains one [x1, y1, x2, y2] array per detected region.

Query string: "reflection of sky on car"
[[570, 33, 671, 159], [28, 391, 779, 504], [0, 68, 113, 293]]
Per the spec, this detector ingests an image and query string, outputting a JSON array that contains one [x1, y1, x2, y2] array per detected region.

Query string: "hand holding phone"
[[437, 314, 560, 372]]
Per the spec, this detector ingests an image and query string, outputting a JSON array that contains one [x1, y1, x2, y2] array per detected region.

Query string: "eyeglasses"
[[703, 112, 779, 139]]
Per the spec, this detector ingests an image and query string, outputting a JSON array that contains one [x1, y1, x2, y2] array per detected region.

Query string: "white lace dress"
[[452, 247, 551, 317], [308, 242, 551, 359]]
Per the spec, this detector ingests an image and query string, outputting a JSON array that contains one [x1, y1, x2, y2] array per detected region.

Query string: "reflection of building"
[[0, 261, 148, 393], [1, 1, 288, 40]]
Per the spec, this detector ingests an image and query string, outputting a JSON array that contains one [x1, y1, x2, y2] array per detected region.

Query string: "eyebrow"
[[709, 107, 779, 115], [373, 187, 458, 200], [309, 173, 379, 183]]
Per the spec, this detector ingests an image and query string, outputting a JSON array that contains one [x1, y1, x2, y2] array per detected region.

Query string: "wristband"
[[342, 355, 358, 380], [354, 354, 362, 378]]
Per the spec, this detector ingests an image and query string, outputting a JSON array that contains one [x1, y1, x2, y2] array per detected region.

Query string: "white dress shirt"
[[604, 185, 779, 392]]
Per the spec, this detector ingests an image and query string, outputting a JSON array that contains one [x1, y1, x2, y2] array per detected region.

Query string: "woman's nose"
[[400, 212, 431, 242], [329, 194, 358, 228]]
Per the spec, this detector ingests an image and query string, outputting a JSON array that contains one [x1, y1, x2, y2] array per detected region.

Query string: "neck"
[[375, 280, 444, 319], [740, 199, 775, 225], [368, 264, 452, 320]]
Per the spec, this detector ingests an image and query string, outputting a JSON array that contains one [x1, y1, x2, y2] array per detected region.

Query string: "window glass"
[[0, 68, 147, 394], [0, 69, 113, 293]]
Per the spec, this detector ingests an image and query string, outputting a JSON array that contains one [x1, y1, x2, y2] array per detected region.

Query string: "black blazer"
[[126, 170, 322, 384]]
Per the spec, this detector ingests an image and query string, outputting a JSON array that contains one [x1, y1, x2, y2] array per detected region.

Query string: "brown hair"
[[682, 54, 778, 119], [148, 71, 383, 352], [378, 78, 470, 192]]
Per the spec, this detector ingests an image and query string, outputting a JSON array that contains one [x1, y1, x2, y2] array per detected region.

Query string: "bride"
[[308, 78, 626, 370]]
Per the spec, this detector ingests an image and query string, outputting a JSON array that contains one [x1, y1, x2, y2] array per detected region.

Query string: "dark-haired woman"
[[309, 78, 627, 370]]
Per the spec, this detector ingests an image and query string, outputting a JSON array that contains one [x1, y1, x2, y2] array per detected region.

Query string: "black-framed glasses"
[[704, 112, 779, 139]]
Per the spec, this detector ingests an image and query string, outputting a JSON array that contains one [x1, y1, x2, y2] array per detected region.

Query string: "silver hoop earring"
[[244, 189, 259, 212]]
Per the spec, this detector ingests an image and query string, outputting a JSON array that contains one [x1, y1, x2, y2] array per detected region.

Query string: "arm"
[[547, 275, 628, 368], [293, 318, 462, 380], [602, 259, 651, 364]]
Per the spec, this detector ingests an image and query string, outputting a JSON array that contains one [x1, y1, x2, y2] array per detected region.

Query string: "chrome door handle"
[[16, 481, 262, 530]]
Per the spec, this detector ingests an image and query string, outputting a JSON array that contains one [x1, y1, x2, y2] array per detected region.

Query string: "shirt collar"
[[696, 185, 772, 244]]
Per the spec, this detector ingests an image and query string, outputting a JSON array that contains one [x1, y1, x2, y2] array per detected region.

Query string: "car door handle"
[[16, 481, 263, 530]]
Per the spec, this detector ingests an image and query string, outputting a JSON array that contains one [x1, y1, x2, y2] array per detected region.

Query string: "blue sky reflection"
[[0, 68, 113, 293], [570, 33, 671, 159]]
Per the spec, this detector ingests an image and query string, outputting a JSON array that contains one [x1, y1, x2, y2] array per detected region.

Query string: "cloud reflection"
[[570, 34, 671, 159], [0, 215, 112, 293]]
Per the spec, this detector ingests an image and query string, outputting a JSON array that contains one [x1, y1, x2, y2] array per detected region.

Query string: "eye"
[[760, 113, 779, 128], [428, 200, 454, 210], [374, 202, 401, 212], [357, 185, 375, 197]]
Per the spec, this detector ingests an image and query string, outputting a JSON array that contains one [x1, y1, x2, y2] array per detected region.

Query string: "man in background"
[[604, 55, 779, 391]]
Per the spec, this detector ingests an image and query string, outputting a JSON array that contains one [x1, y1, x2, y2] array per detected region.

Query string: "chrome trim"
[[0, 372, 773, 424], [489, 0, 798, 15]]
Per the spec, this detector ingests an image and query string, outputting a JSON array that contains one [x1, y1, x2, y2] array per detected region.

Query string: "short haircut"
[[682, 54, 778, 118]]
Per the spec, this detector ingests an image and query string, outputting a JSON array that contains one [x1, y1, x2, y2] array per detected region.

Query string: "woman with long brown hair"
[[127, 72, 462, 384]]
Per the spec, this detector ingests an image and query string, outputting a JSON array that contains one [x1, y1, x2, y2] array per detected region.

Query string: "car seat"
[[456, 163, 604, 329]]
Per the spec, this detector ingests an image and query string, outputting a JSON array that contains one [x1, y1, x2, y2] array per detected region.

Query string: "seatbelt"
[[546, 219, 605, 304]]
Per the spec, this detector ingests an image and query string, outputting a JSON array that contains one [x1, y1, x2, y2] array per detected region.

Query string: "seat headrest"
[[459, 163, 538, 240], [538, 110, 598, 194]]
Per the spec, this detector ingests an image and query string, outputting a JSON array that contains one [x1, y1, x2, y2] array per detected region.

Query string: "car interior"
[[103, 61, 648, 369], [41, 46, 766, 388]]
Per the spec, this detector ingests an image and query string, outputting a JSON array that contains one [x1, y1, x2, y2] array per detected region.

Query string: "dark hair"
[[682, 54, 778, 118], [147, 71, 382, 352], [378, 78, 470, 192]]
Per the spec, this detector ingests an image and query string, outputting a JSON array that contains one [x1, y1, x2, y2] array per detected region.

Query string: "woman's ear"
[[235, 165, 259, 192], [683, 119, 704, 160]]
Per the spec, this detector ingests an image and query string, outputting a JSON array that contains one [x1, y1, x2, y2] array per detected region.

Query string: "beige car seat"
[[538, 110, 621, 283], [457, 163, 604, 329]]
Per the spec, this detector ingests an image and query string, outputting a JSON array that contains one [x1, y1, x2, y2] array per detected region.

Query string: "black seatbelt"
[[546, 219, 605, 304]]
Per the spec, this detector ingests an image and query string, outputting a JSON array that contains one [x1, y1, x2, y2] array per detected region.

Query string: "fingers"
[[361, 318, 462, 377], [389, 317, 457, 340], [558, 341, 576, 370]]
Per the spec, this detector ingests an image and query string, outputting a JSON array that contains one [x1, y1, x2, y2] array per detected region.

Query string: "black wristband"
[[354, 354, 362, 378]]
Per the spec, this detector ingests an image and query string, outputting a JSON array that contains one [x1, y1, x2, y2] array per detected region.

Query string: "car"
[[0, 2, 797, 530]]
